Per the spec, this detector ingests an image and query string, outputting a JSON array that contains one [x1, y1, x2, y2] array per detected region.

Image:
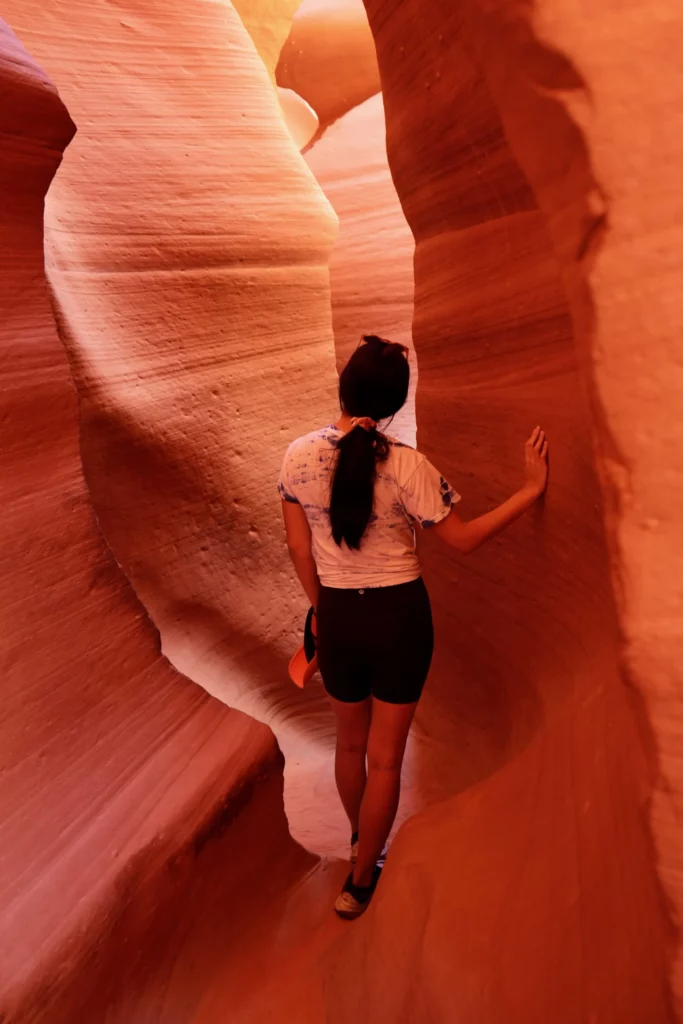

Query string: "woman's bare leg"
[[353, 697, 417, 886], [328, 695, 372, 834]]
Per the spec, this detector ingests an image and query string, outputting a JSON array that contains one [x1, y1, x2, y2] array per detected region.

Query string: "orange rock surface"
[[232, 0, 300, 77], [278, 84, 320, 149], [3, 0, 682, 1020], [327, 1, 677, 1020], [276, 0, 380, 134], [0, 16, 325, 1021], [478, 3, 683, 1012], [3, 0, 347, 856]]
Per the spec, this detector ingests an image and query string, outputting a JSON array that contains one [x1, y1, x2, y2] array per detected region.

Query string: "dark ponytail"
[[329, 335, 409, 550]]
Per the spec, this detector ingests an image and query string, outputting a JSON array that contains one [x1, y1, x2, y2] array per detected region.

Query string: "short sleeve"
[[399, 456, 460, 529], [277, 446, 299, 504]]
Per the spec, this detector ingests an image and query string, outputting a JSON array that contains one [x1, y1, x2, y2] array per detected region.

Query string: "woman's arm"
[[282, 500, 320, 610], [432, 427, 548, 554]]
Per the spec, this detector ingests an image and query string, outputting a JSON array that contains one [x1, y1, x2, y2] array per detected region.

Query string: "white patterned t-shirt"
[[278, 425, 460, 589]]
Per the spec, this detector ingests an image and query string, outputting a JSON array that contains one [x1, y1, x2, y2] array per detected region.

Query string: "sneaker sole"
[[334, 902, 369, 920], [335, 864, 382, 919]]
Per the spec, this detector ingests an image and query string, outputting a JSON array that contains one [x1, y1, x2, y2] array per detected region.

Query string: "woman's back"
[[278, 424, 459, 589], [278, 334, 548, 920]]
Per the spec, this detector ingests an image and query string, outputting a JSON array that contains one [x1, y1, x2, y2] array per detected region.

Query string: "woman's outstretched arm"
[[432, 426, 548, 554], [282, 499, 321, 610]]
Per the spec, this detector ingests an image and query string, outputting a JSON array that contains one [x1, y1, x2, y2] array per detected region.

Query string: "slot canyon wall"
[[321, 0, 680, 1021], [2, 0, 354, 855], [277, 0, 381, 135], [2, 0, 682, 1021], [0, 16, 320, 1022]]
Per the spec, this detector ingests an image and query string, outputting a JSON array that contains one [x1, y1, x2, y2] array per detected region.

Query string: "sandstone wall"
[[477, 2, 683, 1011], [232, 0, 301, 76], [324, 1, 677, 1019], [0, 18, 310, 1021], [277, 0, 380, 135], [5, 0, 681, 1018], [3, 0, 343, 845]]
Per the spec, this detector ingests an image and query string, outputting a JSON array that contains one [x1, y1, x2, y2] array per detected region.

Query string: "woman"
[[278, 335, 548, 919]]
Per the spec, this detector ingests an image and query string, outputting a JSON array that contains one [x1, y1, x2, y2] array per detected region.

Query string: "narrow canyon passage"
[[1, 1, 682, 1022]]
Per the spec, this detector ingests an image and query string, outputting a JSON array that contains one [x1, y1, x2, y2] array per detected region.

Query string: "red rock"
[[232, 0, 301, 77], [0, 16, 316, 1021], [279, 84, 320, 150], [479, 4, 683, 1013], [277, 0, 381, 133], [4, 0, 342, 856], [328, 1, 675, 1019], [6, 0, 681, 1019]]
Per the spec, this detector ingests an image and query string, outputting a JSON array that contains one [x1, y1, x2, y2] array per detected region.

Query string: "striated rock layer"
[[5, 0, 680, 1019], [0, 17, 317, 1022], [323, 1, 677, 1020], [475, 3, 683, 1012], [4, 0, 345, 851]]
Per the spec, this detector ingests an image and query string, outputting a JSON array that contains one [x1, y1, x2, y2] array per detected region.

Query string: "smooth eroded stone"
[[0, 17, 311, 1021], [278, 84, 320, 150], [232, 0, 301, 77], [322, 1, 674, 1020], [277, 0, 381, 131], [4, 1, 341, 790]]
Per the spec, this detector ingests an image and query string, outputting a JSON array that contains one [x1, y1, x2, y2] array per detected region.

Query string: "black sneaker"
[[334, 864, 382, 919]]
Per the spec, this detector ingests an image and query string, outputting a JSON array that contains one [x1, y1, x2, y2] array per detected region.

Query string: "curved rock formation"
[[322, 1, 677, 1019], [4, 0, 682, 1019], [4, 0, 343, 852], [278, 84, 320, 150], [477, 5, 683, 1012], [276, 0, 380, 133], [232, 0, 300, 77], [306, 92, 416, 445], [0, 17, 323, 1021]]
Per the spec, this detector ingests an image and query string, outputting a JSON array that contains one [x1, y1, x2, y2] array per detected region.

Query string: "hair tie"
[[351, 416, 377, 432]]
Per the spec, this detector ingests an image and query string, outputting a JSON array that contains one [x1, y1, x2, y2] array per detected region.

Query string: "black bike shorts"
[[316, 577, 434, 705]]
